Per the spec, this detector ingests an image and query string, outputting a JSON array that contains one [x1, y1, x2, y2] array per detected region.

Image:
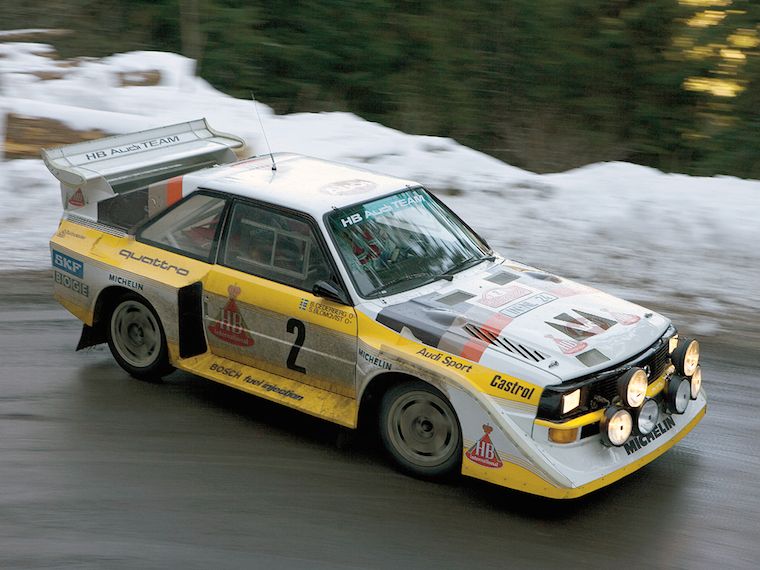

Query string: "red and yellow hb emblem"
[[466, 425, 503, 468]]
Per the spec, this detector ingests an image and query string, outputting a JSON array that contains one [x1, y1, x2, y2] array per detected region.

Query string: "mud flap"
[[178, 281, 207, 358], [76, 323, 105, 350]]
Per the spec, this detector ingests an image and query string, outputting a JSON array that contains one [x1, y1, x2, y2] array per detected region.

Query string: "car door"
[[203, 199, 358, 398]]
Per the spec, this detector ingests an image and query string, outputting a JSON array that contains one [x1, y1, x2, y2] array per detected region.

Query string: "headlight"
[[690, 365, 702, 399], [634, 399, 660, 435], [617, 368, 648, 408], [672, 338, 699, 376], [561, 389, 581, 414], [666, 375, 691, 414], [668, 334, 679, 355], [600, 406, 633, 447]]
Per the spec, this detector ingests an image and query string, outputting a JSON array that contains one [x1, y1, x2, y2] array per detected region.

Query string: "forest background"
[[2, 0, 758, 177]]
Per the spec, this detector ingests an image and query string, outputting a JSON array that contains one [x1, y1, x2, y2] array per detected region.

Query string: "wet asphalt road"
[[1, 272, 759, 569]]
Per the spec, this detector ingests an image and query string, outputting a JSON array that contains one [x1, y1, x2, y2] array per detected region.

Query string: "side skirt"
[[174, 348, 358, 428]]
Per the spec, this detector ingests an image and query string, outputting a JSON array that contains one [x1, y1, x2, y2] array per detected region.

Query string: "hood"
[[374, 260, 670, 381]]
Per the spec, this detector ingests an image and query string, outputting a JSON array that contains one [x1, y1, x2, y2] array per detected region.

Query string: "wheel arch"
[[76, 285, 133, 350], [358, 370, 461, 432]]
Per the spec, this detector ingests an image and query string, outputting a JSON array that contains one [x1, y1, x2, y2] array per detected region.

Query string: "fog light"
[[600, 406, 633, 447], [672, 338, 699, 376], [690, 365, 702, 400], [617, 368, 648, 409], [549, 427, 579, 444], [666, 375, 690, 414], [634, 399, 660, 435]]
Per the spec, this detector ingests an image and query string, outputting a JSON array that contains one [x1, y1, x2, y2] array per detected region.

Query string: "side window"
[[139, 193, 226, 260], [222, 202, 332, 291]]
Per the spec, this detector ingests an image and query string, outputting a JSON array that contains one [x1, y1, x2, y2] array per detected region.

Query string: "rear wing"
[[42, 118, 245, 227]]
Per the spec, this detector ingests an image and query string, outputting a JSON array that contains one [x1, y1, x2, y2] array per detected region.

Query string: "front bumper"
[[461, 389, 707, 499]]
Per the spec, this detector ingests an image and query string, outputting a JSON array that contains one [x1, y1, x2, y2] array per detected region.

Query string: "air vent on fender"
[[463, 323, 547, 363]]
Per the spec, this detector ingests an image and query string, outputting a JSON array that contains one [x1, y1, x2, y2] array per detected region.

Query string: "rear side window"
[[139, 193, 226, 261], [221, 201, 332, 291]]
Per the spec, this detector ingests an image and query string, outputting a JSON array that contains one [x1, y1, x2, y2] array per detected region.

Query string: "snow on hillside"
[[2, 41, 759, 337]]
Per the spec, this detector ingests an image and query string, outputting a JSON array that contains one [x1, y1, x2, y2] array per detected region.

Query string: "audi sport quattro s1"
[[44, 119, 706, 499]]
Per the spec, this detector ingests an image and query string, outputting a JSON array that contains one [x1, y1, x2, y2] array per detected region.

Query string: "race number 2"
[[286, 318, 307, 373]]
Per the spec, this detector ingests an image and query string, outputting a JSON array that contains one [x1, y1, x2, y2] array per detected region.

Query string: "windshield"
[[326, 188, 489, 298]]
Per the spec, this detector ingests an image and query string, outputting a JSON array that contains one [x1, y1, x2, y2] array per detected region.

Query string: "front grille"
[[583, 338, 670, 405], [537, 332, 675, 422]]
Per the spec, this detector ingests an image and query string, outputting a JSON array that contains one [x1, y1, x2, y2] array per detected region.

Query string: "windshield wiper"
[[439, 255, 495, 281], [365, 272, 434, 298]]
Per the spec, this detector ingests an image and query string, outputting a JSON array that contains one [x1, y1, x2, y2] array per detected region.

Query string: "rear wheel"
[[107, 293, 173, 380], [379, 381, 462, 478]]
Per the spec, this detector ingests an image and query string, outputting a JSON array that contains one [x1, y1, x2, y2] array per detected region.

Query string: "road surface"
[[1, 271, 758, 569]]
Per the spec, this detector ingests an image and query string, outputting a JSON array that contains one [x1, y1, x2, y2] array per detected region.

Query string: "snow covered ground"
[[2, 42, 759, 338]]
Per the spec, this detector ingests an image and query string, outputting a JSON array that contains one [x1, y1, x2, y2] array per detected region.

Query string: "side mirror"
[[312, 280, 351, 306]]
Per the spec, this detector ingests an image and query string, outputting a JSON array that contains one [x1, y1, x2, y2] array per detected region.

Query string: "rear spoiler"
[[41, 118, 245, 218]]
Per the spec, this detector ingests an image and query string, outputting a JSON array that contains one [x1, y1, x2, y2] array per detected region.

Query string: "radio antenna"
[[251, 91, 276, 171]]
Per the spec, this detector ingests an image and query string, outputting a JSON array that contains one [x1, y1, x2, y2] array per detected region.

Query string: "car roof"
[[186, 153, 420, 217]]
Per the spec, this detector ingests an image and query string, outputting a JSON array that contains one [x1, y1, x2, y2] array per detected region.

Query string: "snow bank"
[[2, 42, 759, 336]]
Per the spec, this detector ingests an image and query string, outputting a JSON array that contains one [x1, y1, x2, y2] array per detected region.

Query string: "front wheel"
[[107, 293, 174, 380], [379, 381, 462, 479]]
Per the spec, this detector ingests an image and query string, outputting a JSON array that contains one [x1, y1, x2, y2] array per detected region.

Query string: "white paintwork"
[[185, 152, 419, 216]]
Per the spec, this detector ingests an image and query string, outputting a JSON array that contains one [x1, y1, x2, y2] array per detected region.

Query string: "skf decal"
[[624, 416, 676, 455], [54, 270, 89, 297], [479, 285, 531, 308], [118, 249, 189, 276], [68, 188, 85, 207], [208, 285, 255, 347], [466, 425, 503, 468], [546, 309, 616, 341], [490, 374, 536, 400], [52, 250, 83, 278]]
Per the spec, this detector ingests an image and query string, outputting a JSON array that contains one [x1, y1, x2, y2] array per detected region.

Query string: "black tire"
[[106, 292, 174, 380], [378, 381, 462, 479]]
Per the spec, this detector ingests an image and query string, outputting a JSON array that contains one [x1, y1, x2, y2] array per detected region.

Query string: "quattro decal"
[[118, 249, 189, 276]]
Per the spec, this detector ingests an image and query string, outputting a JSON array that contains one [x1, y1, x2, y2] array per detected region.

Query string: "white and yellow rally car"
[[45, 119, 706, 498]]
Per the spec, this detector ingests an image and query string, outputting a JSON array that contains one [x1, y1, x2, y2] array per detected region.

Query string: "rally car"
[[44, 119, 706, 498]]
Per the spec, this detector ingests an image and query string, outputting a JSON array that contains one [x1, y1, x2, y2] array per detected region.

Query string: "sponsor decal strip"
[[624, 416, 676, 455], [52, 249, 84, 278], [54, 270, 89, 297]]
